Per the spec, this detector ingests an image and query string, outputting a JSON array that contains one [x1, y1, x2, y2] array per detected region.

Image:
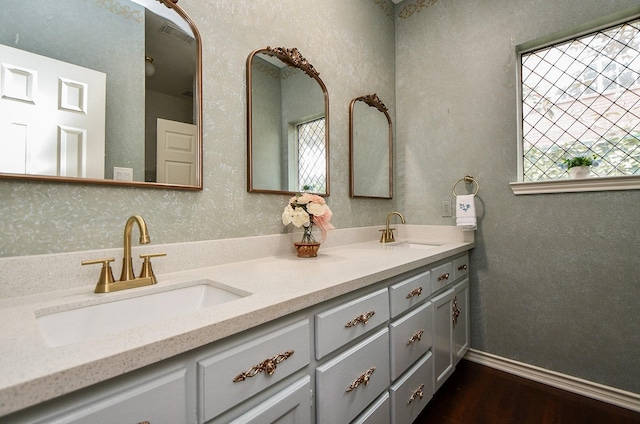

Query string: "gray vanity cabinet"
[[5, 250, 472, 424]]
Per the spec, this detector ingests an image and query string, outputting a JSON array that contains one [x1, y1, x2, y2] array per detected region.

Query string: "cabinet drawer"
[[452, 253, 469, 281], [227, 376, 311, 424], [315, 288, 389, 359], [21, 367, 188, 424], [316, 328, 390, 424], [389, 270, 430, 318], [389, 301, 432, 381], [390, 352, 434, 424], [430, 261, 454, 294], [352, 391, 390, 424], [198, 319, 310, 422]]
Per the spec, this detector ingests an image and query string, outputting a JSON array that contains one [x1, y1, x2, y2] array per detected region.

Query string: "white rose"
[[282, 205, 295, 225], [306, 202, 326, 216], [291, 207, 310, 227]]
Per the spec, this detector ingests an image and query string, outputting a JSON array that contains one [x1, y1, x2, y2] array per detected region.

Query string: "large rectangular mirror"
[[0, 0, 202, 189], [247, 47, 330, 196]]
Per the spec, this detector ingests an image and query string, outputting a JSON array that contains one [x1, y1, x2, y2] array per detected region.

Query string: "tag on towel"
[[456, 194, 477, 230]]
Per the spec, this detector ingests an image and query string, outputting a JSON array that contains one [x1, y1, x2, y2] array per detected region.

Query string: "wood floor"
[[413, 360, 640, 424]]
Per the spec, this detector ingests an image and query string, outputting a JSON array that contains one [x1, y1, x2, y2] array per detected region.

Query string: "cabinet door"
[[227, 376, 311, 424], [432, 287, 454, 391], [453, 278, 470, 364]]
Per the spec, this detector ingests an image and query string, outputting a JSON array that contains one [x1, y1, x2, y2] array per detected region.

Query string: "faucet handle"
[[82, 257, 116, 292], [139, 253, 166, 284], [379, 228, 396, 243]]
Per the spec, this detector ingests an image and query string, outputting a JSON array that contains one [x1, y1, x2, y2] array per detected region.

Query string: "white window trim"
[[510, 175, 640, 195], [511, 6, 640, 195]]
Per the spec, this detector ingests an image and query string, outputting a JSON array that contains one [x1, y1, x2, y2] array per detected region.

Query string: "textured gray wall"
[[0, 0, 397, 256], [396, 0, 640, 393]]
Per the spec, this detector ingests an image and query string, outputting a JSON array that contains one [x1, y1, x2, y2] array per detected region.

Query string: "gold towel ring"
[[452, 175, 479, 197]]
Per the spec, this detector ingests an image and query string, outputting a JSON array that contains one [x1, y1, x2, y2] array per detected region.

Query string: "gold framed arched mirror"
[[349, 94, 393, 198], [0, 0, 202, 190], [247, 46, 330, 196]]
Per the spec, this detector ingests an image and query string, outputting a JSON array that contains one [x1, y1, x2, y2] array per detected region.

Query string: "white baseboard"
[[464, 349, 640, 413]]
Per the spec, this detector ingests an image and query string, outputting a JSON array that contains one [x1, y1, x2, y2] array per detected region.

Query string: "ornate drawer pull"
[[346, 367, 376, 392], [137, 422, 150, 424], [406, 329, 424, 345], [232, 350, 294, 382], [345, 310, 375, 328], [407, 384, 425, 405], [452, 296, 461, 327], [458, 264, 468, 271], [437, 273, 450, 282], [406, 287, 423, 299]]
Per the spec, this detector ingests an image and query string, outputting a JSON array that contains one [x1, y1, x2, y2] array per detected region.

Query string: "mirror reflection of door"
[[0, 44, 106, 178], [156, 118, 197, 185]]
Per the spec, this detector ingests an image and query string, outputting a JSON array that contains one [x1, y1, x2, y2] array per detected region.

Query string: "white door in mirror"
[[0, 44, 106, 178], [156, 118, 197, 185]]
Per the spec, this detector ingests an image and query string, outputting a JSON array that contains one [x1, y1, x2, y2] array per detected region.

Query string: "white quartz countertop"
[[0, 228, 473, 416]]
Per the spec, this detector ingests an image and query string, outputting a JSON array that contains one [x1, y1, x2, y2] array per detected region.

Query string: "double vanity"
[[0, 224, 473, 423]]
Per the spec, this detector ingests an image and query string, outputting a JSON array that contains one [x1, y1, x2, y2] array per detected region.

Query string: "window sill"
[[510, 175, 640, 195]]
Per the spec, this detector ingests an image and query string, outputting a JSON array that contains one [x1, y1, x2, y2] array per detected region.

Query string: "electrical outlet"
[[441, 200, 452, 217]]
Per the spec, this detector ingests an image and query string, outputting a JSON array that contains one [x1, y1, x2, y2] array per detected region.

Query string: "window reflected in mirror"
[[247, 47, 330, 195]]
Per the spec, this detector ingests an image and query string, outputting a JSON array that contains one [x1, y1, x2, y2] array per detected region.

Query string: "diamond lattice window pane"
[[521, 18, 640, 180], [297, 117, 326, 192]]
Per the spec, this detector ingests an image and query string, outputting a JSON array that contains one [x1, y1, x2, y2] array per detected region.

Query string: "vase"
[[569, 166, 590, 179], [294, 223, 320, 258]]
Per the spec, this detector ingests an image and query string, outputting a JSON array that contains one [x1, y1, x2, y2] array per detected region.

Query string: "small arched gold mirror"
[[349, 94, 393, 198], [247, 47, 330, 195]]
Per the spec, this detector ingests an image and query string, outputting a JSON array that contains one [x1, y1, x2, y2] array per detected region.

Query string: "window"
[[519, 17, 640, 183], [296, 117, 326, 193]]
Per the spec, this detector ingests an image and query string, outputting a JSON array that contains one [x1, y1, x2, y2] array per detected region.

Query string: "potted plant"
[[561, 154, 597, 179]]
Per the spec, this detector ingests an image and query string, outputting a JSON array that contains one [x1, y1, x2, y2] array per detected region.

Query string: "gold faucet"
[[82, 215, 165, 293], [120, 215, 150, 282], [380, 211, 405, 243]]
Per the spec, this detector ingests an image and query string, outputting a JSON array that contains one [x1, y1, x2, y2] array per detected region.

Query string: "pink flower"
[[312, 206, 334, 242]]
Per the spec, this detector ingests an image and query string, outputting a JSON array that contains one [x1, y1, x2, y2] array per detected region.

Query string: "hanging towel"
[[456, 194, 477, 230]]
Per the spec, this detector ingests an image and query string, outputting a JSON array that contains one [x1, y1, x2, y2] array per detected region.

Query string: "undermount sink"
[[36, 280, 250, 347], [388, 241, 443, 250]]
